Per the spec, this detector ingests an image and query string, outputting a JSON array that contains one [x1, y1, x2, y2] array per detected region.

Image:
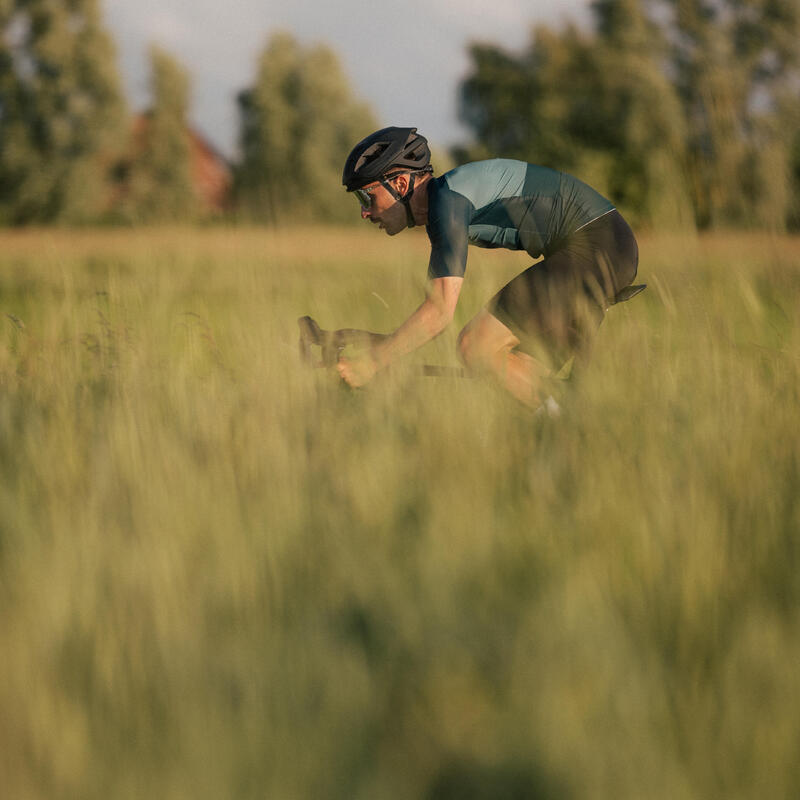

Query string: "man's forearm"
[[372, 298, 452, 369]]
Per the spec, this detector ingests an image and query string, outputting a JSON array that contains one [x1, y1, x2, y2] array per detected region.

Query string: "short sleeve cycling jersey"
[[426, 159, 615, 280]]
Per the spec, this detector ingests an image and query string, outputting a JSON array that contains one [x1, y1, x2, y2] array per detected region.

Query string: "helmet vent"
[[343, 126, 431, 190]]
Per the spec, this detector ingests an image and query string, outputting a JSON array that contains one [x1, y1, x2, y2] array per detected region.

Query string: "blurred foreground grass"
[[0, 226, 798, 799]]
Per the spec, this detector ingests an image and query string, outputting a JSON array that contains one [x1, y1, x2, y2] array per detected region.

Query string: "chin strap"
[[379, 171, 424, 229], [401, 173, 417, 228]]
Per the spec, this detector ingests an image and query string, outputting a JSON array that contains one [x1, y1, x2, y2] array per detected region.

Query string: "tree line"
[[1, 0, 799, 229], [0, 1, 375, 225], [457, 0, 800, 231]]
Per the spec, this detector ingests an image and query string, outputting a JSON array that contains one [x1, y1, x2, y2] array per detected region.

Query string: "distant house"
[[111, 114, 234, 217], [186, 126, 234, 214]]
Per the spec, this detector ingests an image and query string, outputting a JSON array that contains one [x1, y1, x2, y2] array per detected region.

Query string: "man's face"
[[355, 176, 408, 236]]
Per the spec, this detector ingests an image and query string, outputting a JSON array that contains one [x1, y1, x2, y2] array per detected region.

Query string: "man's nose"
[[360, 206, 371, 220]]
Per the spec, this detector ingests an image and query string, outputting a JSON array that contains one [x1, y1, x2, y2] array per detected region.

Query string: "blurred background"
[[2, 3, 800, 799], [1, 0, 799, 230]]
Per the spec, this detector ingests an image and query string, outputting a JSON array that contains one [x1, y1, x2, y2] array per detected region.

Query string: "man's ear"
[[392, 173, 410, 195]]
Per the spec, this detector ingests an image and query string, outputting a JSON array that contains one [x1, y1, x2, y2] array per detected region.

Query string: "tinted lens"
[[353, 188, 372, 208]]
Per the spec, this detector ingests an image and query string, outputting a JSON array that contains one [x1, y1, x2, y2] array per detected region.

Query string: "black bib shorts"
[[488, 209, 639, 367]]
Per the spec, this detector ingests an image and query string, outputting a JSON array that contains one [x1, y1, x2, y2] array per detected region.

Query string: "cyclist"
[[337, 126, 642, 408]]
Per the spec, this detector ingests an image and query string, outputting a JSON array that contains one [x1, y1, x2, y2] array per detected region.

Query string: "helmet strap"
[[380, 172, 419, 229]]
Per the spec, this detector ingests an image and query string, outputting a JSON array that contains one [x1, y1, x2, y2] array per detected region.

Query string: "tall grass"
[[0, 226, 798, 799]]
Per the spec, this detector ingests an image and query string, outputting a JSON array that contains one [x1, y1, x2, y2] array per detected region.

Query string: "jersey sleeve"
[[425, 180, 474, 279]]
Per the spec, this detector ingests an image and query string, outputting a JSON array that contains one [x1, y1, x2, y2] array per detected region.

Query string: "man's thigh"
[[487, 252, 605, 368]]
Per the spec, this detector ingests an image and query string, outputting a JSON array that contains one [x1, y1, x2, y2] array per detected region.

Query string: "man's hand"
[[337, 350, 379, 387], [332, 276, 464, 386]]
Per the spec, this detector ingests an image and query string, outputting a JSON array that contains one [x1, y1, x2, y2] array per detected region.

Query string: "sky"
[[104, 0, 590, 159]]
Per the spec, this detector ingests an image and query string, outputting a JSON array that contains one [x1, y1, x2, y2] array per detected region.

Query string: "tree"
[[236, 33, 301, 222], [236, 32, 376, 223], [293, 43, 377, 221], [0, 0, 126, 224], [456, 0, 800, 230], [669, 0, 752, 226], [122, 46, 197, 223], [664, 0, 800, 228], [589, 0, 693, 229], [458, 13, 692, 228]]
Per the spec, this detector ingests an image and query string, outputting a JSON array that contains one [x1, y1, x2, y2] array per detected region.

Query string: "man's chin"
[[374, 219, 403, 235]]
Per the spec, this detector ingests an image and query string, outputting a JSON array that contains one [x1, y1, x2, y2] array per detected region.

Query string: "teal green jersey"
[[426, 159, 615, 279]]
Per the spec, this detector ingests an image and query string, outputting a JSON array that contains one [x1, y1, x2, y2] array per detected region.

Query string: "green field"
[[1, 226, 798, 799]]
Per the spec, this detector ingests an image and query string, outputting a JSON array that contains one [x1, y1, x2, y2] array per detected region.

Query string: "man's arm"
[[373, 276, 463, 368], [337, 276, 464, 386]]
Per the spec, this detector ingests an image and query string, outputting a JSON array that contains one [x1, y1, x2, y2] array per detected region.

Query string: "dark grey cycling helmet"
[[342, 127, 431, 191], [343, 127, 432, 228]]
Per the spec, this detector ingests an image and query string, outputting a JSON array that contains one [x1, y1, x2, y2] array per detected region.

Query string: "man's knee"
[[457, 314, 514, 371]]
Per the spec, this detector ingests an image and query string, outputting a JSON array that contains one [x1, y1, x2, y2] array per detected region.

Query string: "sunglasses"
[[351, 173, 408, 210], [353, 186, 376, 209]]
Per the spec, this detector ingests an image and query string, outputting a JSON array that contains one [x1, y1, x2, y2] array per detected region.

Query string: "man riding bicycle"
[[336, 126, 642, 408]]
